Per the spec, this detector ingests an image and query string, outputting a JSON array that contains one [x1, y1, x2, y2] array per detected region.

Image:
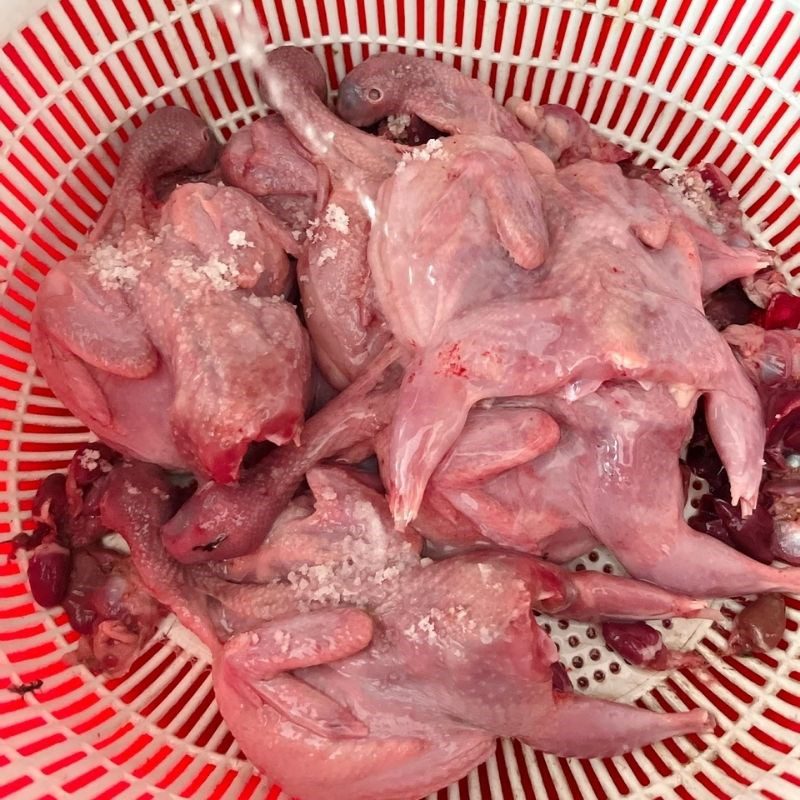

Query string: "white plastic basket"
[[1, 1, 800, 798]]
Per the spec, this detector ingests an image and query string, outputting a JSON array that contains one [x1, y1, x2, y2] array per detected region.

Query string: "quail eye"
[[367, 87, 383, 102]]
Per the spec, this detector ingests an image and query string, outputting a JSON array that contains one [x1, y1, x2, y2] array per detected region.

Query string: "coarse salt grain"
[[172, 255, 241, 291], [318, 247, 338, 265], [324, 204, 350, 235], [387, 113, 411, 138], [660, 167, 725, 235], [411, 138, 444, 162], [200, 257, 241, 290], [306, 217, 320, 243], [88, 244, 139, 290], [396, 138, 445, 174], [78, 449, 101, 471], [228, 229, 254, 249]]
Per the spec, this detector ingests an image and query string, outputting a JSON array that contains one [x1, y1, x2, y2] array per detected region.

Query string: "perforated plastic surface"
[[1, 1, 799, 799]]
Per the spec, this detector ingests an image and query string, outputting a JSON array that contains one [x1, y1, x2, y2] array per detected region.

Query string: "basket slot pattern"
[[1, 1, 799, 798]]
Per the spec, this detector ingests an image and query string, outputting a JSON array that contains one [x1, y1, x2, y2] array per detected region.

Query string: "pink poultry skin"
[[372, 137, 764, 528], [32, 107, 312, 483], [26, 45, 800, 800], [220, 113, 323, 235], [258, 46, 402, 389], [336, 51, 630, 165], [102, 460, 715, 800]]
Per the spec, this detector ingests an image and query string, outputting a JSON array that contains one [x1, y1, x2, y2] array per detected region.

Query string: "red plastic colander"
[[1, 1, 799, 798]]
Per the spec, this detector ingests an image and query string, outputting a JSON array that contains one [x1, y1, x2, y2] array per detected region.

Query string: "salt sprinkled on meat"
[[377, 565, 401, 583], [403, 622, 419, 640], [78, 449, 101, 471], [396, 138, 445, 174], [411, 138, 444, 162], [305, 217, 320, 243], [387, 113, 411, 138], [318, 247, 338, 265], [198, 257, 241, 291], [660, 167, 725, 235], [227, 230, 254, 249], [403, 604, 478, 647], [273, 628, 291, 655], [324, 204, 350, 235], [172, 254, 241, 291], [417, 613, 438, 644], [88, 244, 139, 290], [404, 611, 438, 644]]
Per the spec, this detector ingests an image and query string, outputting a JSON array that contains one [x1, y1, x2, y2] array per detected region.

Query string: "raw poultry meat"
[[366, 134, 548, 350], [67, 547, 163, 678], [337, 51, 630, 165], [373, 144, 765, 526], [338, 50, 769, 526], [25, 44, 800, 800], [258, 46, 400, 388], [337, 51, 531, 141], [723, 323, 800, 562], [31, 108, 216, 469], [628, 162, 773, 295], [161, 343, 402, 562], [421, 384, 800, 596], [101, 460, 714, 800], [17, 443, 167, 678], [92, 107, 220, 239], [220, 113, 322, 233], [134, 180, 311, 480], [724, 322, 800, 388], [32, 106, 312, 482], [392, 406, 597, 561]]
